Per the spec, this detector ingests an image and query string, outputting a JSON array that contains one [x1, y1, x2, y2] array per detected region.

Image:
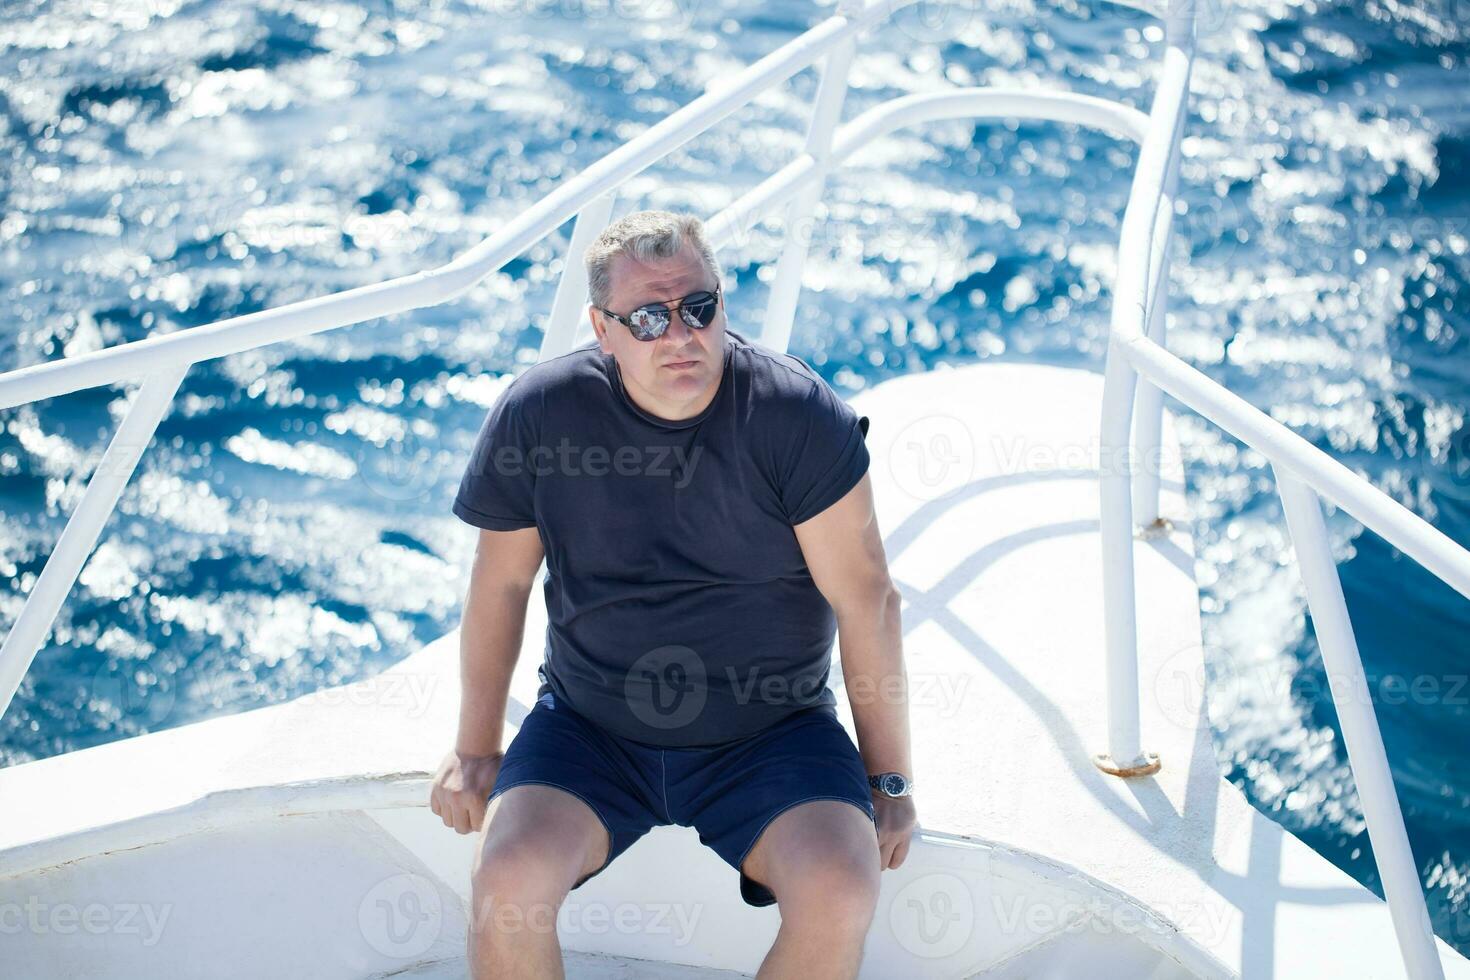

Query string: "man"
[[429, 210, 916, 979]]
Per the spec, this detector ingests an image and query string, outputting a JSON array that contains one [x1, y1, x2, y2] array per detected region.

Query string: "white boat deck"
[[849, 362, 1468, 978], [397, 951, 748, 978], [1, 361, 1466, 978]]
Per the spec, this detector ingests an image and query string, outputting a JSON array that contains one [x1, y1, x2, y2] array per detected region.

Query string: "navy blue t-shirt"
[[452, 329, 870, 747]]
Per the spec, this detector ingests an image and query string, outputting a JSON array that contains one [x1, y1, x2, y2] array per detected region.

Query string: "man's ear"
[[589, 306, 611, 353]]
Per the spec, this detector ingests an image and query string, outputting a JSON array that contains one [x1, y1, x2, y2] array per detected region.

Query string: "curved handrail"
[[0, 0, 914, 412], [1124, 338, 1470, 599], [1091, 15, 1456, 973], [707, 87, 1150, 251]]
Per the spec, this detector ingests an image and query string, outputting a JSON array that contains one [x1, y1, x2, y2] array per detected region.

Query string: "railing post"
[[0, 362, 191, 724], [1131, 6, 1196, 532], [1092, 57, 1194, 783], [541, 192, 617, 362], [1095, 337, 1159, 777], [1274, 467, 1446, 980], [759, 2, 862, 357], [1130, 115, 1182, 532]]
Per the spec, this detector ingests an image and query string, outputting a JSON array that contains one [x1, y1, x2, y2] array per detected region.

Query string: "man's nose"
[[663, 309, 695, 344]]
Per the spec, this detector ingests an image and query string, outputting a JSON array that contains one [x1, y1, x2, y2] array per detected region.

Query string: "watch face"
[[880, 773, 907, 797]]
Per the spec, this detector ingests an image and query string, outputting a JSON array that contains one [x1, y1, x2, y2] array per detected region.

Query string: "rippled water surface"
[[1, 0, 1467, 953]]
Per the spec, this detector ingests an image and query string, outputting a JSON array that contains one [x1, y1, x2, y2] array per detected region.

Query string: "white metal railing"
[[0, 0, 1462, 975], [1095, 11, 1465, 980]]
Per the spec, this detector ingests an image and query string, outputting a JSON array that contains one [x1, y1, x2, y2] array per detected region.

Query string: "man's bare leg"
[[741, 800, 882, 980], [469, 784, 612, 980]]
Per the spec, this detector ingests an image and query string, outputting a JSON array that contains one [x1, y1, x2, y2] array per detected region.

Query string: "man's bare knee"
[[471, 784, 611, 927], [743, 800, 880, 932]]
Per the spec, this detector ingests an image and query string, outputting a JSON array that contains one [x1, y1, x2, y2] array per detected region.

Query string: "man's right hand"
[[429, 749, 505, 835]]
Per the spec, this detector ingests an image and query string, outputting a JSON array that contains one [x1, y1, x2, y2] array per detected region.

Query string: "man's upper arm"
[[469, 526, 544, 597], [792, 472, 896, 618]]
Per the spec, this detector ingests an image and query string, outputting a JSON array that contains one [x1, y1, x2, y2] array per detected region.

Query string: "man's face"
[[590, 243, 726, 419]]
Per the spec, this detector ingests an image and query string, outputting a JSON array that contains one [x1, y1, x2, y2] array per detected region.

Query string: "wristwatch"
[[867, 771, 914, 799]]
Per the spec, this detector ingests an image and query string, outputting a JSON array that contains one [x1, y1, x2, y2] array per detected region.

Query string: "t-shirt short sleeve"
[[779, 379, 870, 526], [452, 379, 539, 531]]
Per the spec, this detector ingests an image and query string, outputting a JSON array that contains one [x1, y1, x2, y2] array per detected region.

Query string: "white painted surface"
[[1, 363, 1466, 978]]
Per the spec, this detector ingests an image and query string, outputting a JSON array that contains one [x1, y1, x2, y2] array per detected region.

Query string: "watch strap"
[[867, 771, 914, 797]]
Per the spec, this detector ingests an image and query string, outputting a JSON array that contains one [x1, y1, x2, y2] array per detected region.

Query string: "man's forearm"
[[836, 590, 912, 777], [454, 583, 532, 757]]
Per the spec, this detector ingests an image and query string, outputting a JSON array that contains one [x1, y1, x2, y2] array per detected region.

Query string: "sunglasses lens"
[[679, 293, 718, 329], [630, 308, 671, 341]]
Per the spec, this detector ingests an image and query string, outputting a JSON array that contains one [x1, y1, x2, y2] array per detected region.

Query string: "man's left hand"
[[873, 794, 918, 870]]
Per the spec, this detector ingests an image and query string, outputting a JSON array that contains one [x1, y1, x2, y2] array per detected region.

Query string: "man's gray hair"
[[585, 210, 722, 309]]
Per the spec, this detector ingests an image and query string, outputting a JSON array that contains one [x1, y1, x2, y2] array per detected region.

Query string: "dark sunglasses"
[[596, 286, 721, 342]]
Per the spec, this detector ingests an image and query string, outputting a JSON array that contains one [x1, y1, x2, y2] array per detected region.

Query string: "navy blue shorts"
[[487, 691, 877, 907]]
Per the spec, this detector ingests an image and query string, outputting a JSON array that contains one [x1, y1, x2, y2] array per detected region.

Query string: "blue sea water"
[[1, 0, 1467, 953]]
